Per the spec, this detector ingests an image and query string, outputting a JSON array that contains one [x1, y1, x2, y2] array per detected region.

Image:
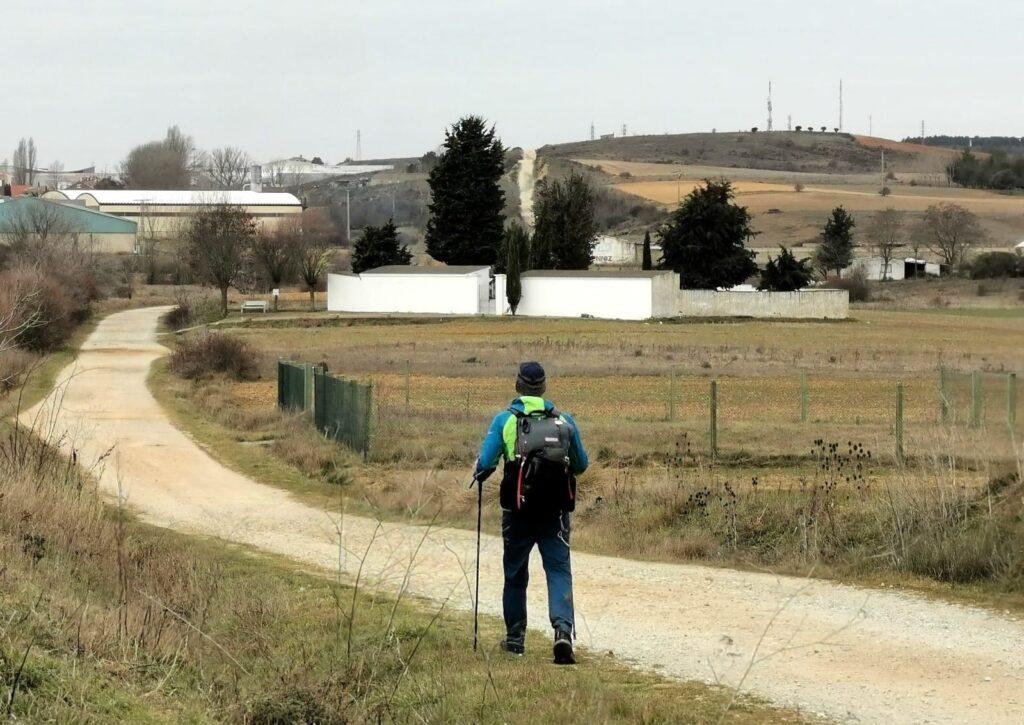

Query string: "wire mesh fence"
[[278, 361, 1020, 464], [277, 361, 373, 458]]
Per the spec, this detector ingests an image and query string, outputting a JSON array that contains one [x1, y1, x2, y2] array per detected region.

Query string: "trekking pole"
[[468, 473, 483, 652]]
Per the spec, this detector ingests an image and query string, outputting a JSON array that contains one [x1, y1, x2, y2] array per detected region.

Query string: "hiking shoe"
[[553, 629, 576, 665], [500, 639, 525, 656]]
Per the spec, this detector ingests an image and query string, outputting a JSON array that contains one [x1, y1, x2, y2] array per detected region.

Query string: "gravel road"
[[28, 307, 1024, 724]]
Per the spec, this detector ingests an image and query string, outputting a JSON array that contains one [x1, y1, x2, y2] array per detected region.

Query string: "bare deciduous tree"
[[295, 228, 332, 311], [252, 222, 299, 310], [207, 146, 253, 189], [186, 205, 257, 316], [920, 202, 983, 267], [47, 160, 64, 189], [121, 126, 203, 189], [864, 208, 903, 280], [12, 138, 38, 186]]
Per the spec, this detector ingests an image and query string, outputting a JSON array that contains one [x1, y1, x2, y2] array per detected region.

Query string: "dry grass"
[[1, 398, 804, 723]]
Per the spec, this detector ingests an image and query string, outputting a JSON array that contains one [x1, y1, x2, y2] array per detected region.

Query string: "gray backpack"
[[500, 408, 577, 513]]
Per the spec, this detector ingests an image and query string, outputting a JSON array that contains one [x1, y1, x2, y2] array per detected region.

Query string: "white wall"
[[843, 257, 905, 281], [517, 276, 653, 320], [327, 273, 483, 314], [677, 290, 849, 319]]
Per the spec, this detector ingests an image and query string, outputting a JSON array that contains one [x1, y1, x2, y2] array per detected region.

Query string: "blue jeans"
[[501, 510, 574, 644]]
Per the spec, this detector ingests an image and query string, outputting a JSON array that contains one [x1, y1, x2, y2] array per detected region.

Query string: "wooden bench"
[[240, 300, 269, 314]]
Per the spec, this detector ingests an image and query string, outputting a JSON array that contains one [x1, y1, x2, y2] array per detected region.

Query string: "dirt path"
[[29, 308, 1024, 724]]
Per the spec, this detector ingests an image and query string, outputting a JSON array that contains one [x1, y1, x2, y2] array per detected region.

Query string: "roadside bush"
[[169, 332, 258, 381], [0, 268, 76, 352], [969, 251, 1022, 279], [879, 186, 892, 197], [793, 182, 805, 193], [830, 268, 872, 302], [0, 348, 37, 392]]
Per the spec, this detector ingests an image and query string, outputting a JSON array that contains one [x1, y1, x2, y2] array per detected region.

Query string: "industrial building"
[[842, 256, 941, 281], [0, 196, 137, 253], [42, 189, 302, 237]]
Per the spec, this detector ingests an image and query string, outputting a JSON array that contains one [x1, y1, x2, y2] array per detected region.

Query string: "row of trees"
[[945, 149, 1024, 190], [9, 138, 39, 185], [186, 207, 333, 315], [121, 126, 253, 190]]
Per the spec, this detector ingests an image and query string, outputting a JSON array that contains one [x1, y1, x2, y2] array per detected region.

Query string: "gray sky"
[[6, 0, 1023, 170]]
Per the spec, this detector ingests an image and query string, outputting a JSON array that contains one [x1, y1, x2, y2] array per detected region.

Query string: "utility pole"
[[839, 79, 843, 132], [356, 130, 362, 162], [346, 185, 351, 245], [590, 121, 595, 141], [881, 149, 886, 178], [767, 81, 773, 132], [921, 120, 925, 142], [787, 114, 792, 132], [622, 123, 627, 137], [869, 114, 873, 137]]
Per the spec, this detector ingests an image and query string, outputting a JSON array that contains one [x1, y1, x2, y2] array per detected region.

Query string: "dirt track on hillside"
[[28, 308, 1024, 724]]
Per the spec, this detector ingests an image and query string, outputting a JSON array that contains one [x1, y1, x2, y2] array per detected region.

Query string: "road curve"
[[28, 307, 1024, 724]]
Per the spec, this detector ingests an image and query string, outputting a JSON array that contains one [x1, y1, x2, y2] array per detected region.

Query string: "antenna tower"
[[839, 80, 843, 132], [767, 81, 773, 132], [590, 121, 595, 141], [356, 130, 362, 161]]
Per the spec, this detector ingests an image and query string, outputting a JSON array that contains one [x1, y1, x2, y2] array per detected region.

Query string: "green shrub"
[[969, 251, 1022, 279]]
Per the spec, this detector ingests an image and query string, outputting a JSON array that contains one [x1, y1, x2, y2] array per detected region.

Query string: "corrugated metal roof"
[[0, 197, 137, 234], [51, 190, 302, 206], [362, 265, 489, 275], [522, 270, 671, 279]]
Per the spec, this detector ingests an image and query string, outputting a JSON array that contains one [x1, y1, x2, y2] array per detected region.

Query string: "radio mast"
[[767, 81, 773, 132]]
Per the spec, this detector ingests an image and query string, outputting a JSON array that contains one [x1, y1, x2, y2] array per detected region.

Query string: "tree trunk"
[[220, 285, 229, 318], [308, 287, 315, 311]]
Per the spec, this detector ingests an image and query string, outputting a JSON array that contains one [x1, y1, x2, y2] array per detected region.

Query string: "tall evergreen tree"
[[814, 206, 856, 277], [425, 116, 505, 265], [657, 179, 757, 289], [758, 245, 814, 291], [530, 171, 597, 270], [641, 230, 653, 270], [504, 224, 525, 314], [351, 220, 411, 274]]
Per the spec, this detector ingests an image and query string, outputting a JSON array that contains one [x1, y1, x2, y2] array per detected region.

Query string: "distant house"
[[592, 235, 662, 267], [0, 197, 137, 253], [1015, 240, 1024, 255], [842, 256, 941, 281], [42, 189, 302, 237]]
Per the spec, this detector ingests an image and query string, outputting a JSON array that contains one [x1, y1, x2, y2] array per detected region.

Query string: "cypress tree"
[[351, 220, 411, 274], [658, 179, 757, 288], [641, 230, 653, 270], [531, 171, 597, 270], [814, 206, 856, 277], [505, 225, 524, 314], [425, 116, 505, 265]]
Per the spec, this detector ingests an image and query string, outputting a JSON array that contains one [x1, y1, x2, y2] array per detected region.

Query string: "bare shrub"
[[793, 182, 805, 193], [0, 268, 76, 352], [830, 268, 872, 302], [0, 348, 37, 391], [169, 332, 258, 381]]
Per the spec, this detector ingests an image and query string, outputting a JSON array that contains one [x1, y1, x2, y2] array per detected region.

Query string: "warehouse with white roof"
[[43, 189, 303, 236]]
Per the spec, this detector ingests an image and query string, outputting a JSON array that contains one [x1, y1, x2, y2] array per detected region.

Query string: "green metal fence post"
[[970, 370, 982, 429], [939, 366, 949, 423], [304, 363, 315, 414], [1008, 373, 1017, 431], [363, 381, 373, 462], [799, 371, 808, 424], [895, 382, 905, 464], [709, 380, 718, 458]]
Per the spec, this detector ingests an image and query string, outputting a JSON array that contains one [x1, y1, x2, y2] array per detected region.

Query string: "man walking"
[[474, 362, 589, 664]]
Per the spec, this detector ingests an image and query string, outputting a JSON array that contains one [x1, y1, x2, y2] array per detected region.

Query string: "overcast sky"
[[6, 0, 1022, 170]]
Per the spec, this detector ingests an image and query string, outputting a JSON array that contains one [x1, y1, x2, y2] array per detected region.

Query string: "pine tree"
[[505, 224, 524, 314], [758, 245, 814, 291], [530, 171, 597, 269], [351, 220, 411, 274], [425, 116, 506, 265], [641, 230, 653, 270], [814, 206, 856, 277], [658, 179, 757, 289]]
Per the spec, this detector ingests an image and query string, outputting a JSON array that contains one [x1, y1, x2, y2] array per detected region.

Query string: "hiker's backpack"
[[500, 407, 577, 514]]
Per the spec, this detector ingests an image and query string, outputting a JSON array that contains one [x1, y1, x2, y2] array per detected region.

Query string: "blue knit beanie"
[[515, 361, 546, 397]]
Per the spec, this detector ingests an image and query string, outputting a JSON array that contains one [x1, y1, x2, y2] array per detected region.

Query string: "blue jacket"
[[474, 396, 589, 482]]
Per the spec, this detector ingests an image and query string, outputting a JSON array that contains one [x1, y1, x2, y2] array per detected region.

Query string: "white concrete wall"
[[677, 290, 848, 319], [517, 277, 653, 320], [843, 257, 904, 281], [327, 273, 483, 314], [651, 272, 681, 318]]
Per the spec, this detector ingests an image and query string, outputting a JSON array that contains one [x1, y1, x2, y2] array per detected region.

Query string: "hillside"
[[541, 131, 955, 175]]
